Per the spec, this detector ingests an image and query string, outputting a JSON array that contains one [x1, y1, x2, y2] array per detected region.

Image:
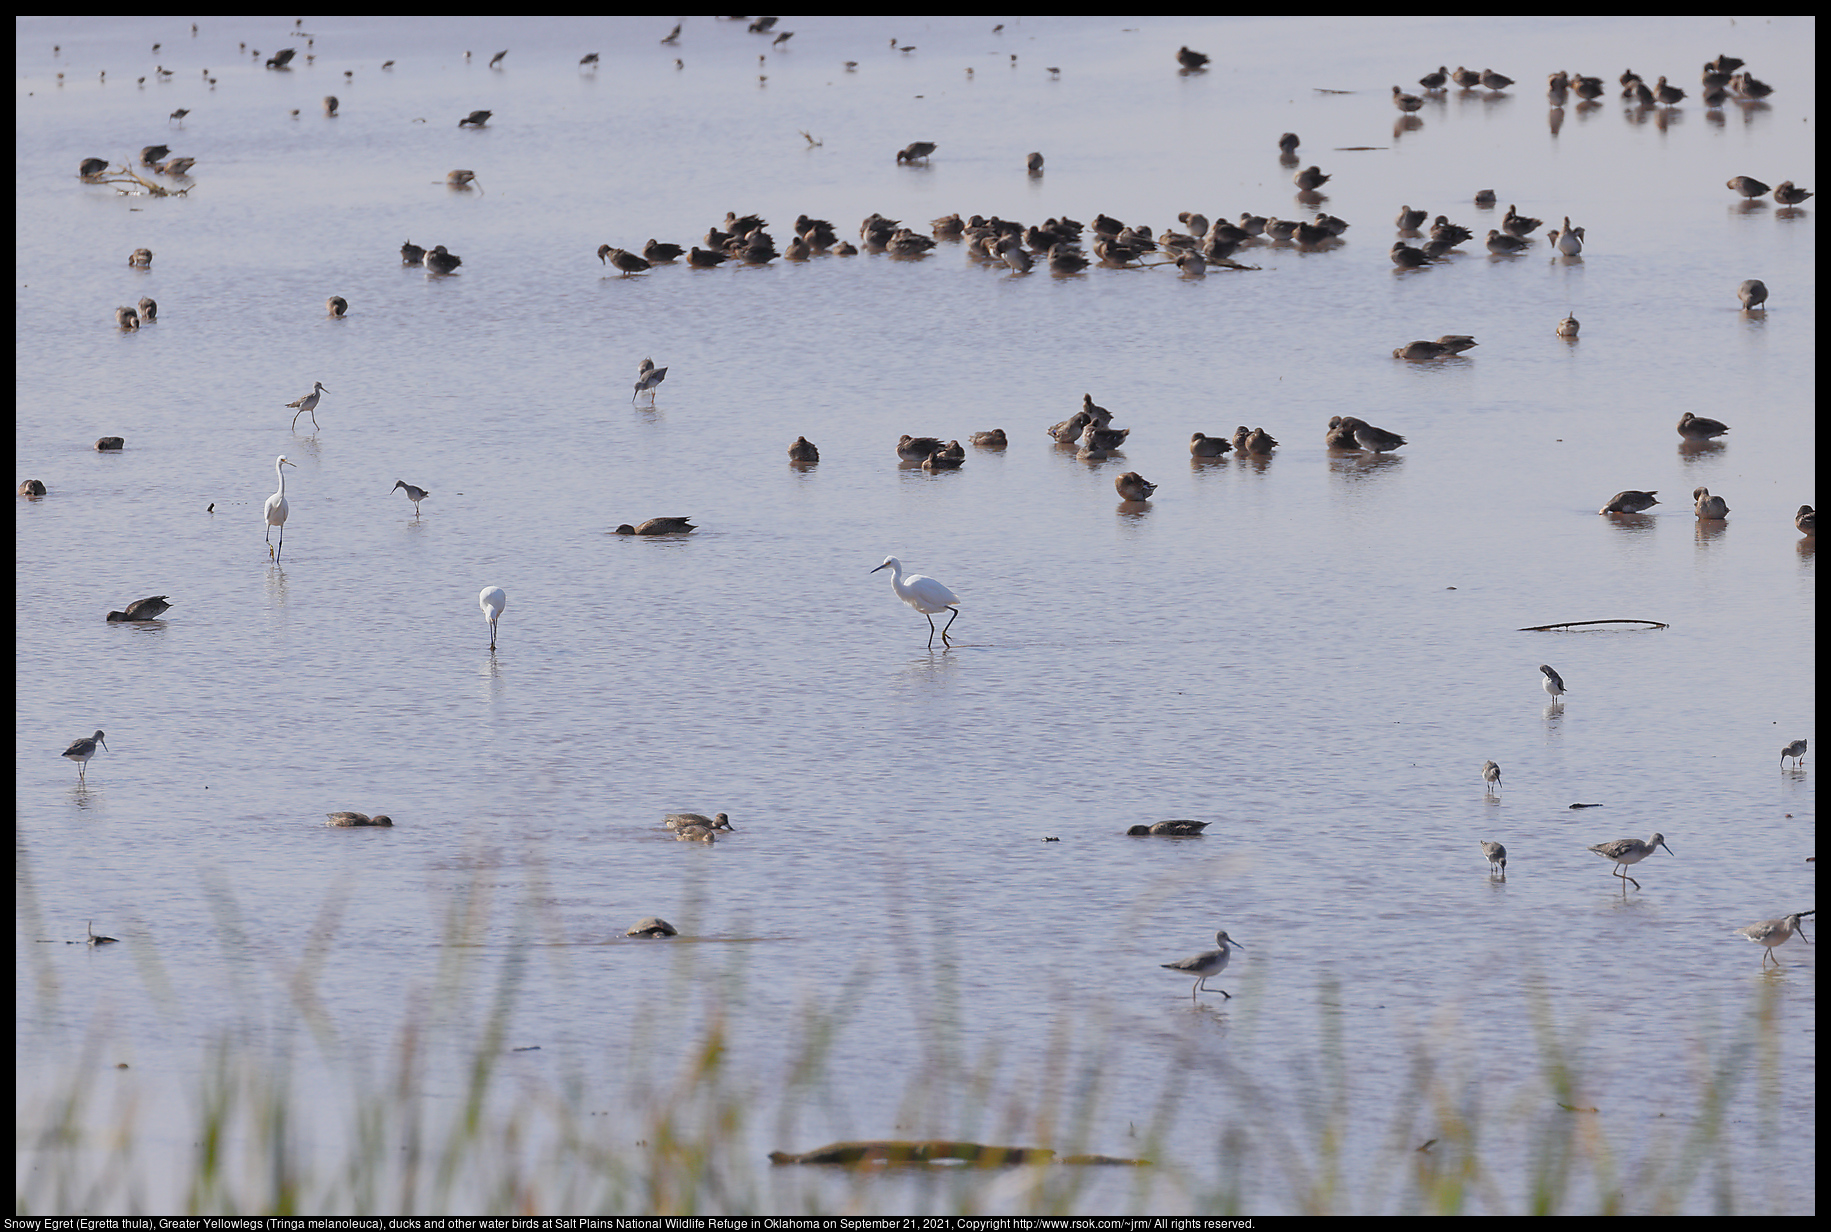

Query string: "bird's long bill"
[[869, 562, 890, 573]]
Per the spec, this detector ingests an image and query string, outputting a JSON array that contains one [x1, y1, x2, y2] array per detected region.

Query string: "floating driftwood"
[[1518, 619, 1668, 632], [768, 1140, 1149, 1167], [86, 160, 192, 197]]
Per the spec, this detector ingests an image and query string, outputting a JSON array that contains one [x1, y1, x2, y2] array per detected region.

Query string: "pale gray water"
[[16, 15, 1815, 1215]]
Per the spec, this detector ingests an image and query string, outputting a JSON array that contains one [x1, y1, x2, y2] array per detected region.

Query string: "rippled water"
[[15, 14, 1815, 1215]]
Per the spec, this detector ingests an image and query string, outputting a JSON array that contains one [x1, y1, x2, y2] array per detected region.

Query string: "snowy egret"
[[632, 356, 667, 399], [392, 479, 429, 514], [1482, 760, 1502, 792], [62, 730, 107, 780], [1125, 820, 1209, 836], [264, 456, 297, 560], [286, 381, 328, 430], [1735, 912, 1811, 967], [1599, 490, 1659, 514], [871, 556, 961, 649], [1481, 840, 1507, 874], [1539, 664, 1567, 700], [107, 595, 172, 622], [479, 586, 506, 651], [326, 812, 393, 827], [1587, 832, 1671, 890], [1161, 931, 1244, 1001], [1781, 739, 1807, 768]]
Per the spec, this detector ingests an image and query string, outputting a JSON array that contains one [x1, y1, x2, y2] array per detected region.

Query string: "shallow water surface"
[[15, 14, 1815, 1215]]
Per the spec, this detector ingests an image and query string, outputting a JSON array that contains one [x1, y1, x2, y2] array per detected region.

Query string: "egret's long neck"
[[276, 463, 287, 494]]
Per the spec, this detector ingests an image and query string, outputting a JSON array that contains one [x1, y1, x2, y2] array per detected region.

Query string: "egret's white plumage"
[[479, 586, 506, 650], [264, 456, 296, 560], [870, 556, 960, 648]]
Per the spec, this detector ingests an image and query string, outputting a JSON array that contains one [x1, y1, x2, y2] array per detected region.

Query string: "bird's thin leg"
[[276, 526, 284, 563], [924, 612, 937, 649], [940, 606, 959, 646], [311, 410, 319, 429]]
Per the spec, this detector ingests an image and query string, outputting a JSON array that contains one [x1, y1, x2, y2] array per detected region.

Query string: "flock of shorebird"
[[51, 28, 1814, 981]]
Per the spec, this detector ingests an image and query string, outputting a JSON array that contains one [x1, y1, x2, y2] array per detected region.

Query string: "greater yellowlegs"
[[1735, 912, 1811, 966], [1161, 931, 1243, 1000], [632, 357, 667, 399], [264, 456, 297, 560], [391, 479, 429, 514], [1781, 739, 1807, 768], [1481, 840, 1507, 874], [62, 731, 107, 780], [1540, 664, 1567, 699], [1587, 832, 1671, 890], [1482, 761, 1502, 792], [286, 381, 328, 430], [871, 557, 960, 649]]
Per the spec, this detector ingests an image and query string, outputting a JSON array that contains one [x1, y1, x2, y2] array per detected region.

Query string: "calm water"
[[15, 15, 1815, 1215]]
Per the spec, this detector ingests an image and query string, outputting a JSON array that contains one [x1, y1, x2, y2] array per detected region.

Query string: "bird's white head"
[[277, 455, 296, 469], [871, 557, 900, 575]]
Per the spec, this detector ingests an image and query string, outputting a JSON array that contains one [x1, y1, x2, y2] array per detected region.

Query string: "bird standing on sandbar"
[[1161, 931, 1244, 1001], [871, 556, 960, 649]]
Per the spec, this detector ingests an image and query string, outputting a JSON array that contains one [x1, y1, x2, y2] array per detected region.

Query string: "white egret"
[[287, 381, 329, 430], [479, 586, 506, 650], [63, 730, 107, 780], [1160, 931, 1245, 1001], [870, 556, 960, 649], [264, 456, 297, 560]]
